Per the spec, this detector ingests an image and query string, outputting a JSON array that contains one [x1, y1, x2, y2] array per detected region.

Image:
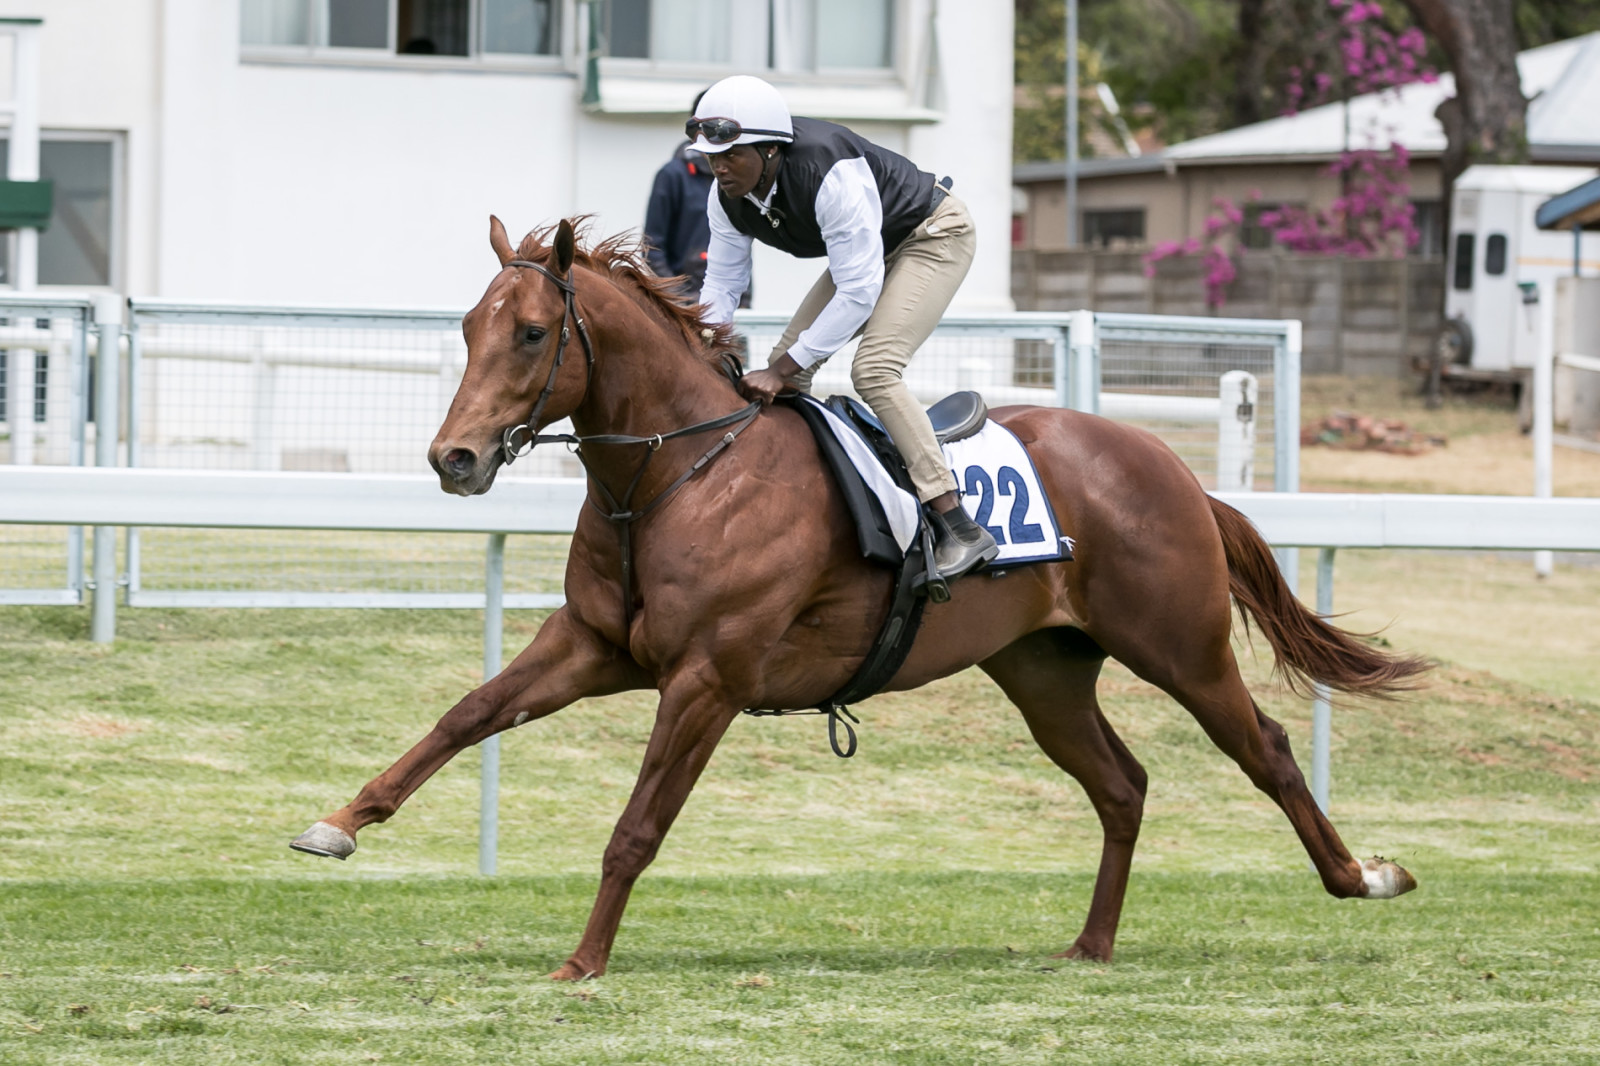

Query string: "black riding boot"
[[928, 505, 1000, 581]]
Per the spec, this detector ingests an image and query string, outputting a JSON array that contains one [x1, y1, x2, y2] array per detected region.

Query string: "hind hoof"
[[290, 821, 356, 860], [1359, 856, 1417, 899], [548, 960, 601, 982]]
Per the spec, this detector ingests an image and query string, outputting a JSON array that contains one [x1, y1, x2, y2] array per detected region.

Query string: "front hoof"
[[290, 821, 356, 860], [548, 960, 601, 982], [1359, 855, 1417, 899], [1054, 940, 1112, 963]]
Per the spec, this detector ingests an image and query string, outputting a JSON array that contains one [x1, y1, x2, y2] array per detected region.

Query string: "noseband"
[[491, 256, 761, 635]]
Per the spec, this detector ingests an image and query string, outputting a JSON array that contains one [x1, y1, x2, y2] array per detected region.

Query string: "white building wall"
[[0, 0, 161, 293], [907, 0, 1014, 314], [9, 0, 1013, 315]]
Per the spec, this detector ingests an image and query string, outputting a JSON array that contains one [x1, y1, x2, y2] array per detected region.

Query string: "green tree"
[[1014, 0, 1241, 163], [1015, 0, 1600, 166]]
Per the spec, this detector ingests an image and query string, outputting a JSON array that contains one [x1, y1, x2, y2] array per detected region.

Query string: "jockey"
[[694, 74, 999, 582]]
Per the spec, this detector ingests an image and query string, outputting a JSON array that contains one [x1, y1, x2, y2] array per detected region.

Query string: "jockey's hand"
[[738, 353, 804, 407], [738, 367, 790, 406]]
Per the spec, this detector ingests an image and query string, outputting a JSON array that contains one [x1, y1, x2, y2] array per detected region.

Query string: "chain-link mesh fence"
[[0, 297, 93, 604], [125, 305, 575, 606], [1097, 336, 1279, 491], [93, 303, 1296, 607]]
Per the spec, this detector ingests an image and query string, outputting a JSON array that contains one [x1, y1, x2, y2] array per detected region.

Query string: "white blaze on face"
[[490, 298, 506, 316]]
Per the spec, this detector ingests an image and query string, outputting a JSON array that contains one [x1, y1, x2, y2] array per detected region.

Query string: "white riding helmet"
[[689, 75, 794, 154]]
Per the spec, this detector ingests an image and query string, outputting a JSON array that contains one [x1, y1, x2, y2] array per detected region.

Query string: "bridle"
[[493, 257, 761, 634], [498, 258, 596, 465]]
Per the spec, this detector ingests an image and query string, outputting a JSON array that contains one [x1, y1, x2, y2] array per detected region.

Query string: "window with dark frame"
[[1080, 208, 1144, 248], [1451, 232, 1475, 291], [1241, 202, 1299, 250], [1410, 200, 1443, 257], [0, 137, 117, 289], [241, 0, 561, 57], [597, 0, 894, 69], [1484, 233, 1508, 276]]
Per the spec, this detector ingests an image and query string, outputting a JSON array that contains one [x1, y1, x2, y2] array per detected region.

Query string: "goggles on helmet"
[[685, 117, 791, 146]]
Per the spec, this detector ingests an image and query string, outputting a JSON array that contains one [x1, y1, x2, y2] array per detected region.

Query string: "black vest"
[[717, 117, 936, 259]]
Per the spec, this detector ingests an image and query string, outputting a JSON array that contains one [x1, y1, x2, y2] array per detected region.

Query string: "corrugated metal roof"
[[1536, 175, 1600, 230], [1012, 156, 1169, 183]]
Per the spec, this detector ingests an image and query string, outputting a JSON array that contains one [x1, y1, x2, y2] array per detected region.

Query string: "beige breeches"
[[769, 190, 977, 503]]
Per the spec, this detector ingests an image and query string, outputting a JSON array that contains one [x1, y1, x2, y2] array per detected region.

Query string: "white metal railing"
[[4, 298, 1304, 609], [9, 468, 1595, 551], [105, 300, 1300, 608], [4, 465, 1598, 842]]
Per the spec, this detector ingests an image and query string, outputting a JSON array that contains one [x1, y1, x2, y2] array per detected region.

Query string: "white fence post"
[[1273, 320, 1303, 592], [479, 532, 506, 876], [90, 295, 123, 643], [1311, 546, 1336, 813], [1534, 319, 1555, 578], [1051, 325, 1071, 409], [68, 314, 89, 595], [1216, 370, 1258, 492], [4, 19, 41, 468], [1069, 310, 1098, 414]]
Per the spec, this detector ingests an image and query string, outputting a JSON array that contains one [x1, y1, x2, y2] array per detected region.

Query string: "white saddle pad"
[[805, 396, 1070, 567], [943, 421, 1070, 567], [805, 397, 921, 555]]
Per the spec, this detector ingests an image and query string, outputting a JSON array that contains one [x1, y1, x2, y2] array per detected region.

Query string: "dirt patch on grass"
[[1299, 376, 1600, 496], [63, 715, 144, 739], [1390, 664, 1599, 782]]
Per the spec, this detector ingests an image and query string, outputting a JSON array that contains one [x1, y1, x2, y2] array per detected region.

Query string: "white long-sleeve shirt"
[[700, 156, 887, 370]]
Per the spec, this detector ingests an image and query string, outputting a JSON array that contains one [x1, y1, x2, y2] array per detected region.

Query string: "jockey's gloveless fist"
[[738, 352, 803, 406]]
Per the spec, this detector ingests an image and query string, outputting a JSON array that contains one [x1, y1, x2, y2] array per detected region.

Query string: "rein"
[[495, 256, 761, 634]]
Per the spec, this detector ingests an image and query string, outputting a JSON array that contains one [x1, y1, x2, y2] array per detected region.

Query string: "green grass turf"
[[2, 872, 1596, 1064], [2, 549, 1597, 1063]]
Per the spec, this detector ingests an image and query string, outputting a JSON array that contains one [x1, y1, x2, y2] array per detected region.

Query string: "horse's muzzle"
[[429, 443, 500, 496]]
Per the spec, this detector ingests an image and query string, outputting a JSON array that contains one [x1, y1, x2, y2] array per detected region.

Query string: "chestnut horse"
[[292, 217, 1428, 979]]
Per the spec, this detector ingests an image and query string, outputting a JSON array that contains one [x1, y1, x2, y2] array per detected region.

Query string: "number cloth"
[[943, 420, 1069, 567]]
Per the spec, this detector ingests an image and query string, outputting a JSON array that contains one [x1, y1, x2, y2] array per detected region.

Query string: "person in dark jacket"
[[642, 138, 715, 298], [642, 91, 751, 306]]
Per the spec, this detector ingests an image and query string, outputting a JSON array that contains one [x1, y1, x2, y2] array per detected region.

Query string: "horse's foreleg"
[[981, 628, 1147, 962], [291, 608, 646, 860], [550, 673, 740, 980]]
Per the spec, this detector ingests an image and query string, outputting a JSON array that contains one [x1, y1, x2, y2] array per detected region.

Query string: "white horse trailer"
[[1440, 165, 1600, 376]]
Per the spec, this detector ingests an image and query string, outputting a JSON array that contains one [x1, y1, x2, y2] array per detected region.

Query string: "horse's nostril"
[[444, 448, 476, 478]]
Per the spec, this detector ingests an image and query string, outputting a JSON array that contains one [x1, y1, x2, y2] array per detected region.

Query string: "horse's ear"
[[489, 214, 515, 266], [554, 218, 576, 277]]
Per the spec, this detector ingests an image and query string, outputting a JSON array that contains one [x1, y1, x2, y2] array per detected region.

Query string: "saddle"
[[751, 390, 988, 756]]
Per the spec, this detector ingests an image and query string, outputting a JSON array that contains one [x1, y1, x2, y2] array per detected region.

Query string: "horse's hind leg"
[[980, 627, 1148, 962], [1114, 632, 1415, 901], [291, 608, 647, 859]]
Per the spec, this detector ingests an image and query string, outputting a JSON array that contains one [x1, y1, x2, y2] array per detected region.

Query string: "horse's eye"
[[522, 326, 546, 346]]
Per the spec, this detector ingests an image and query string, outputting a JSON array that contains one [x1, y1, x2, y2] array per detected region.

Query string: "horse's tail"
[[1208, 496, 1431, 699]]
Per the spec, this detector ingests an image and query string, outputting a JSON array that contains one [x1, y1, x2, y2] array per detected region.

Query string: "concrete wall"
[[1013, 247, 1446, 375], [2, 0, 1013, 315], [1017, 159, 1446, 253]]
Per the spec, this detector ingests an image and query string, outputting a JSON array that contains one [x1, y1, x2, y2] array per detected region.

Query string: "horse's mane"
[[515, 219, 745, 378]]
